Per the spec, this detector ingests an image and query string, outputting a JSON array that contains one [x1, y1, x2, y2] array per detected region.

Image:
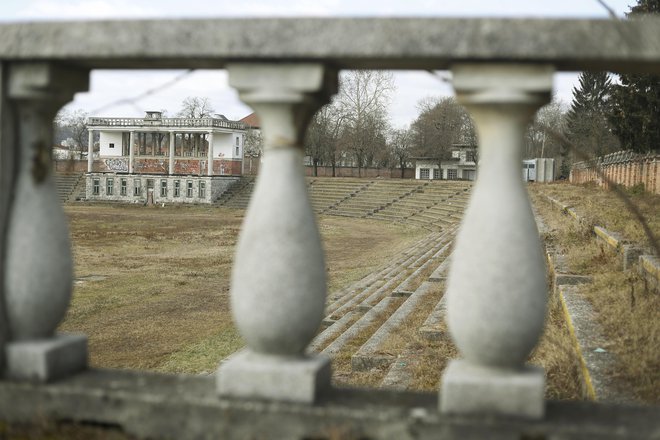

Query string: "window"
[[92, 178, 100, 195], [174, 180, 180, 197], [235, 136, 240, 146], [106, 178, 114, 195], [160, 180, 168, 197], [432, 168, 441, 180], [186, 180, 193, 198], [419, 168, 430, 179], [466, 151, 476, 163], [235, 146, 240, 156], [134, 179, 141, 196], [109, 143, 115, 149], [120, 178, 127, 196], [199, 181, 206, 198], [447, 169, 458, 180]]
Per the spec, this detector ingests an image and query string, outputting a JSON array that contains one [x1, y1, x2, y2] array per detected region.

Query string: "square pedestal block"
[[6, 333, 88, 382], [217, 350, 331, 403], [440, 359, 545, 419]]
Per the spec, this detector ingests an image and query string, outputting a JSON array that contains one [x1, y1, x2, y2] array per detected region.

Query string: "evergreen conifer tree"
[[609, 0, 660, 153], [565, 71, 619, 173]]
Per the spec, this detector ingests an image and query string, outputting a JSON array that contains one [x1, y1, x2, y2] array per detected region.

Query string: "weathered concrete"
[[0, 369, 657, 440], [419, 295, 447, 340], [217, 350, 331, 404], [322, 297, 395, 357], [352, 280, 440, 371], [218, 64, 337, 402], [559, 285, 636, 403], [639, 254, 660, 293], [6, 333, 87, 382], [441, 360, 545, 419], [1, 19, 660, 73], [443, 64, 551, 418]]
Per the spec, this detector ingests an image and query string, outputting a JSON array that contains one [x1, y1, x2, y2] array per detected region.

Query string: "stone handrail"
[[1, 16, 660, 438], [87, 116, 245, 130]]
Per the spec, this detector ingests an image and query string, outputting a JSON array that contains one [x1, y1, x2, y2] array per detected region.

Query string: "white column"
[[129, 131, 135, 174], [87, 129, 93, 173], [217, 64, 337, 403], [207, 131, 214, 176], [441, 64, 553, 419], [4, 63, 89, 381], [169, 131, 175, 175]]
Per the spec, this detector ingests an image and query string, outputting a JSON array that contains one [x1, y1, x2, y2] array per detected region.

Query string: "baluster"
[[441, 64, 553, 418], [4, 63, 89, 382], [217, 64, 337, 403]]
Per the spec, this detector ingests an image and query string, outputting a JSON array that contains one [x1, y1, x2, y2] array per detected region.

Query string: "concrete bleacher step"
[[311, 229, 456, 364], [54, 172, 85, 203]]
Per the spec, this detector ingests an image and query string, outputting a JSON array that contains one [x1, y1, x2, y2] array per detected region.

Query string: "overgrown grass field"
[[61, 204, 426, 373]]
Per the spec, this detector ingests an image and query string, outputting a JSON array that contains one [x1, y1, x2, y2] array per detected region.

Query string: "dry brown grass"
[[533, 181, 660, 246], [61, 204, 425, 373], [530, 185, 660, 403]]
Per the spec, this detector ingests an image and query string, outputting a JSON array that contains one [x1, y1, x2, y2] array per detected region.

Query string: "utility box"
[[523, 158, 555, 182]]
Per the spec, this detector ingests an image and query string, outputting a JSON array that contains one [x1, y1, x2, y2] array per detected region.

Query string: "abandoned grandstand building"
[[85, 111, 246, 203]]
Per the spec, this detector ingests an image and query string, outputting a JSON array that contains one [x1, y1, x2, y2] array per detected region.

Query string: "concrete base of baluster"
[[6, 333, 87, 382], [440, 359, 545, 419], [217, 350, 331, 403]]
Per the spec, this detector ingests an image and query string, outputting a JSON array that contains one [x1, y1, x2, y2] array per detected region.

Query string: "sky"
[[0, 0, 636, 127]]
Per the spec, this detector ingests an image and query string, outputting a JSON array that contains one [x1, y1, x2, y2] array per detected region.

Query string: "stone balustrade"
[[87, 116, 245, 130], [1, 17, 659, 439]]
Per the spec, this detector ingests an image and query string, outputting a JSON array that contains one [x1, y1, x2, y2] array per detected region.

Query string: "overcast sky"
[[0, 0, 635, 127]]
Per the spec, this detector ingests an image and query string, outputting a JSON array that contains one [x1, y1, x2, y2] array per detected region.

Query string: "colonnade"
[[87, 130, 216, 175]]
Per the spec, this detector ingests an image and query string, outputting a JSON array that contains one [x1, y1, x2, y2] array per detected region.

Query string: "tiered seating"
[[327, 179, 423, 218], [406, 182, 472, 229], [54, 172, 85, 203], [309, 225, 458, 389], [307, 178, 371, 213]]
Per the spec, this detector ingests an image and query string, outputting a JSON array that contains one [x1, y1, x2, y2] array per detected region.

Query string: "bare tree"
[[54, 109, 89, 160], [410, 97, 475, 177], [176, 96, 215, 118], [176, 97, 215, 155], [526, 100, 568, 159], [243, 128, 263, 157], [389, 127, 412, 178], [335, 70, 394, 176]]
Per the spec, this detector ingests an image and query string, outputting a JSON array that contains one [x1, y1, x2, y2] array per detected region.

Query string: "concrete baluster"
[[129, 130, 135, 173], [217, 64, 337, 403], [169, 131, 175, 175], [441, 64, 553, 418], [4, 63, 89, 382], [207, 131, 214, 176], [87, 129, 93, 172]]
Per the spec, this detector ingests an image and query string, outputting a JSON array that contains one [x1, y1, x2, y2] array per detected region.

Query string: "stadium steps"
[[216, 177, 256, 208], [309, 227, 457, 384], [54, 172, 85, 203]]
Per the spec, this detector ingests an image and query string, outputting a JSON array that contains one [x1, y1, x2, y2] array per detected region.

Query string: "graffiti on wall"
[[104, 158, 129, 172]]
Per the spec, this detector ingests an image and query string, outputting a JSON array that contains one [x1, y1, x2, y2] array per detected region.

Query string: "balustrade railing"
[[87, 116, 245, 130], [1, 16, 659, 439]]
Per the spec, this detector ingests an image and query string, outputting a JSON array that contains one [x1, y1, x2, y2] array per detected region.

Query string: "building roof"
[[240, 112, 260, 129]]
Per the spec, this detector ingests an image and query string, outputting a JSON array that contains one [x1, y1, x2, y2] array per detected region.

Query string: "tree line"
[[53, 0, 657, 175]]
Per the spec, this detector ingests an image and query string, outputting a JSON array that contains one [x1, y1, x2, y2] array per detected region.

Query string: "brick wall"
[[570, 151, 660, 194]]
